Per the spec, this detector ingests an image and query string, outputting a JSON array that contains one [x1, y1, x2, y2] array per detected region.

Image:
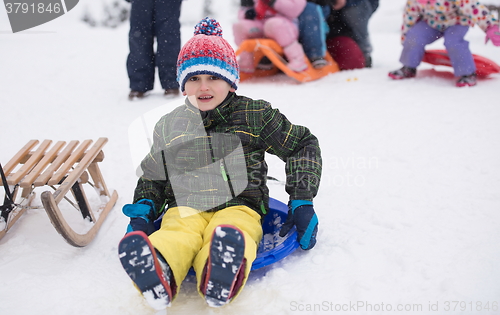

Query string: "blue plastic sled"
[[154, 198, 299, 272], [252, 197, 299, 270]]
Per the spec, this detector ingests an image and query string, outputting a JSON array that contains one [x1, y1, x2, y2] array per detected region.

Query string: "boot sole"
[[456, 81, 477, 87], [118, 231, 172, 310], [388, 73, 416, 80], [204, 225, 245, 307]]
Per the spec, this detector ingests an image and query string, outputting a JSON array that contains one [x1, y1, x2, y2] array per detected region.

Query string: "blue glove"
[[279, 200, 318, 250], [123, 199, 156, 235]]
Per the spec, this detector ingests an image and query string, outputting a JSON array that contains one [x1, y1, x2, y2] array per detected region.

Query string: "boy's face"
[[183, 74, 235, 111]]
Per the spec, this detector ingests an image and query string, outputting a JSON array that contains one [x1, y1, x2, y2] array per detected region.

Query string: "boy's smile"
[[184, 74, 235, 111]]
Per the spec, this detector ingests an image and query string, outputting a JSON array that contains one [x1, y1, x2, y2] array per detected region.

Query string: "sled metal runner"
[[0, 138, 118, 247]]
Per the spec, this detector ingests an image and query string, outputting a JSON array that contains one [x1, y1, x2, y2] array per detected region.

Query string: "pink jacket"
[[246, 0, 306, 21], [271, 0, 306, 20]]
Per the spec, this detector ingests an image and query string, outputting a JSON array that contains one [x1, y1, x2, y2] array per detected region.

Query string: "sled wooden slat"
[[33, 140, 80, 187], [52, 138, 107, 204], [1, 137, 118, 247], [20, 141, 67, 188], [1, 140, 39, 177], [48, 140, 92, 186], [6, 140, 52, 185], [20, 146, 105, 166]]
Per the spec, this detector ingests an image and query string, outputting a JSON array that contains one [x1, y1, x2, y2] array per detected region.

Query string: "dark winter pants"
[[340, 0, 378, 58], [127, 0, 182, 92], [400, 21, 476, 77], [298, 2, 330, 61]]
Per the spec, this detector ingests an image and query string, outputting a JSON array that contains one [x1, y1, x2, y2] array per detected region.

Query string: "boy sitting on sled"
[[118, 18, 322, 310]]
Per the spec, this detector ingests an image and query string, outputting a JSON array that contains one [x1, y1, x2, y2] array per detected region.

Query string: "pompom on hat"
[[177, 18, 239, 92]]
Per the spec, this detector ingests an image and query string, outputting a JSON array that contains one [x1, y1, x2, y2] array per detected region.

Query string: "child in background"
[[389, 0, 500, 87], [233, 0, 310, 72], [298, 0, 334, 68], [118, 18, 322, 310]]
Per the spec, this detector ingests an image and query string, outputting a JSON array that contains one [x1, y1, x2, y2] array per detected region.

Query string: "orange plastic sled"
[[422, 49, 500, 77], [236, 39, 340, 83]]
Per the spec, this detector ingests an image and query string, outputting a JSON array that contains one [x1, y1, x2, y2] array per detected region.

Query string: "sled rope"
[[1, 163, 13, 202], [0, 163, 15, 219]]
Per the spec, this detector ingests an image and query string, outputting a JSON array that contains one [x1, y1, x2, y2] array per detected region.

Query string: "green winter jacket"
[[133, 92, 322, 219]]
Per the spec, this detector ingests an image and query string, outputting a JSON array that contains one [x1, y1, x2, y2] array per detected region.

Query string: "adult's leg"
[[443, 25, 476, 76], [155, 0, 182, 90], [399, 20, 442, 68], [127, 0, 155, 92], [339, 0, 374, 58]]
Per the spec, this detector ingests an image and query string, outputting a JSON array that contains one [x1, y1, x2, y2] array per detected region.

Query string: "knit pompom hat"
[[177, 18, 239, 92]]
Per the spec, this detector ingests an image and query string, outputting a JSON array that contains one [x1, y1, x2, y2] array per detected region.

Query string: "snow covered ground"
[[1, 1, 500, 314]]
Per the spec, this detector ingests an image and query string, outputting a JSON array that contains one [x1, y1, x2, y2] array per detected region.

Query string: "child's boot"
[[388, 66, 417, 80], [283, 41, 308, 72], [202, 225, 246, 307], [238, 51, 255, 73], [311, 56, 328, 69], [456, 73, 477, 87], [118, 231, 175, 310]]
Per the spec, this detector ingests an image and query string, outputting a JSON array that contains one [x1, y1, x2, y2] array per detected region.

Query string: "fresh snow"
[[1, 1, 500, 315]]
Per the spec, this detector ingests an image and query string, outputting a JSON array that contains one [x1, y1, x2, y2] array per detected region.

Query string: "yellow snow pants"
[[148, 205, 263, 301]]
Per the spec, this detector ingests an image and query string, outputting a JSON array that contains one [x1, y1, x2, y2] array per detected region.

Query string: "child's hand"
[[123, 199, 157, 235], [332, 0, 346, 11], [485, 25, 500, 46], [279, 200, 318, 250], [127, 217, 156, 235]]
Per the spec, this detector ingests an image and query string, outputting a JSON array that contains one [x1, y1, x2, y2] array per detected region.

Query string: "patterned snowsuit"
[[401, 0, 497, 43], [398, 0, 498, 76]]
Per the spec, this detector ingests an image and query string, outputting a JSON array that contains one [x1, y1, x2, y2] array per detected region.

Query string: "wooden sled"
[[422, 49, 500, 77], [236, 39, 340, 83], [0, 138, 118, 247]]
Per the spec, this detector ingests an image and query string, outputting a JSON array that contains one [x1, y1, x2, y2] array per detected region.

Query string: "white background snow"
[[1, 0, 500, 314]]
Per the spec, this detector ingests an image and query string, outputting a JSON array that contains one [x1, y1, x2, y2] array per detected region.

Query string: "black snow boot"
[[202, 225, 246, 307], [118, 231, 175, 310]]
